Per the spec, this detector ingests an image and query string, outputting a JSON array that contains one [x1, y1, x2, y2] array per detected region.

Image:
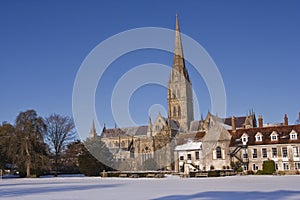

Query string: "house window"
[[255, 133, 262, 142], [291, 133, 297, 140], [295, 162, 300, 170], [275, 163, 278, 170], [271, 132, 278, 141], [256, 136, 262, 142], [283, 163, 289, 170], [262, 148, 267, 158], [241, 133, 248, 144], [293, 147, 299, 157], [216, 146, 222, 159], [179, 156, 184, 161], [252, 149, 258, 158], [271, 135, 277, 141], [272, 148, 277, 158], [282, 147, 288, 158], [195, 152, 200, 160], [187, 154, 192, 160], [243, 149, 248, 159], [252, 163, 258, 170]]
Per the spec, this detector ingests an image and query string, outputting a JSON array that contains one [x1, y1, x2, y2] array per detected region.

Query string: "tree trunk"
[[25, 138, 31, 177], [54, 154, 58, 177]]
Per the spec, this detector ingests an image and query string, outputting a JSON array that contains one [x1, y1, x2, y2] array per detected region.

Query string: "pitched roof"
[[102, 126, 148, 138], [224, 116, 247, 128], [176, 132, 205, 145], [175, 141, 202, 151], [229, 124, 300, 147]]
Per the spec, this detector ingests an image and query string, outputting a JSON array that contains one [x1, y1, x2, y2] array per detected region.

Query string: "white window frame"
[[282, 147, 288, 158], [252, 163, 258, 171], [271, 131, 278, 141], [295, 162, 300, 170], [252, 148, 258, 158], [283, 162, 290, 170], [241, 133, 249, 144], [262, 148, 267, 158], [255, 132, 263, 142], [272, 147, 277, 158], [290, 130, 298, 140], [293, 146, 299, 157]]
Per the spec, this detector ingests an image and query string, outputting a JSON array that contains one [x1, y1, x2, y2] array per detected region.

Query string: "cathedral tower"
[[168, 14, 194, 132]]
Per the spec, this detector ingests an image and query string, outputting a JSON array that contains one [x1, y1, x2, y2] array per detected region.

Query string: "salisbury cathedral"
[[89, 15, 300, 174]]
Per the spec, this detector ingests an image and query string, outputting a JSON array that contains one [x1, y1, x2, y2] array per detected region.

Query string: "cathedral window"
[[178, 106, 181, 117], [173, 107, 177, 117]]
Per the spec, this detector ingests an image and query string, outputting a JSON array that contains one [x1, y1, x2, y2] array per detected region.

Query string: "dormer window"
[[255, 132, 263, 142], [290, 130, 298, 140], [241, 133, 249, 145], [270, 131, 278, 141]]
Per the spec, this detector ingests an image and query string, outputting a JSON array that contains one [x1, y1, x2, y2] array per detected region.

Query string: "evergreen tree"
[[79, 137, 113, 176]]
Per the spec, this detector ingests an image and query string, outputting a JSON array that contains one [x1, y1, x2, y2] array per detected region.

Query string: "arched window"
[[178, 106, 181, 117], [216, 146, 222, 159], [173, 106, 177, 117]]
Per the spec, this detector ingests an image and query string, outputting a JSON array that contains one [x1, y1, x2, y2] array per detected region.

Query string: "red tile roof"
[[229, 124, 300, 147]]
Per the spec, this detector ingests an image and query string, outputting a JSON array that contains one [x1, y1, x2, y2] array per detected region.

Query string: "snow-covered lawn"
[[1, 175, 300, 200]]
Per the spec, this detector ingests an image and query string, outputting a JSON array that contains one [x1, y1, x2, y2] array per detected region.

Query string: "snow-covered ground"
[[1, 175, 300, 200]]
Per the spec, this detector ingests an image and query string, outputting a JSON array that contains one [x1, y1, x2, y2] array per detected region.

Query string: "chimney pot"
[[258, 115, 263, 128], [231, 116, 236, 132], [284, 114, 288, 126]]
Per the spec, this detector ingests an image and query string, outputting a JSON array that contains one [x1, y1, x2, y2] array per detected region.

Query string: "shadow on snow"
[[152, 190, 300, 200], [0, 182, 122, 197]]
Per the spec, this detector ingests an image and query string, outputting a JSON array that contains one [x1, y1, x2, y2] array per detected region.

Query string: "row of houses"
[[174, 114, 300, 173]]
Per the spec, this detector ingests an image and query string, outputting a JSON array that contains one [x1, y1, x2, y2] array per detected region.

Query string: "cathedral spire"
[[89, 120, 96, 139], [168, 14, 194, 133], [173, 14, 190, 82]]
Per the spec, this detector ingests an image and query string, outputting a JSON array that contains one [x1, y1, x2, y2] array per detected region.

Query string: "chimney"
[[258, 115, 263, 128], [284, 114, 288, 126], [231, 116, 236, 132]]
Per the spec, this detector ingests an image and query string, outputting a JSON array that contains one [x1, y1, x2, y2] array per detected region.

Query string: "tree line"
[[0, 109, 112, 177]]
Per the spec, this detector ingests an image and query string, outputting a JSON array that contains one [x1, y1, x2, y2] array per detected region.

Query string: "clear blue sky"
[[1, 1, 300, 133]]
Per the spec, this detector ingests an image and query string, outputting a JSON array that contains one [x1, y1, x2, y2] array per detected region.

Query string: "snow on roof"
[[220, 123, 232, 130], [175, 141, 202, 151]]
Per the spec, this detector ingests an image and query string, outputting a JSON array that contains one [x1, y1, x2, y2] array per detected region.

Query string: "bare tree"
[[44, 114, 76, 176]]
